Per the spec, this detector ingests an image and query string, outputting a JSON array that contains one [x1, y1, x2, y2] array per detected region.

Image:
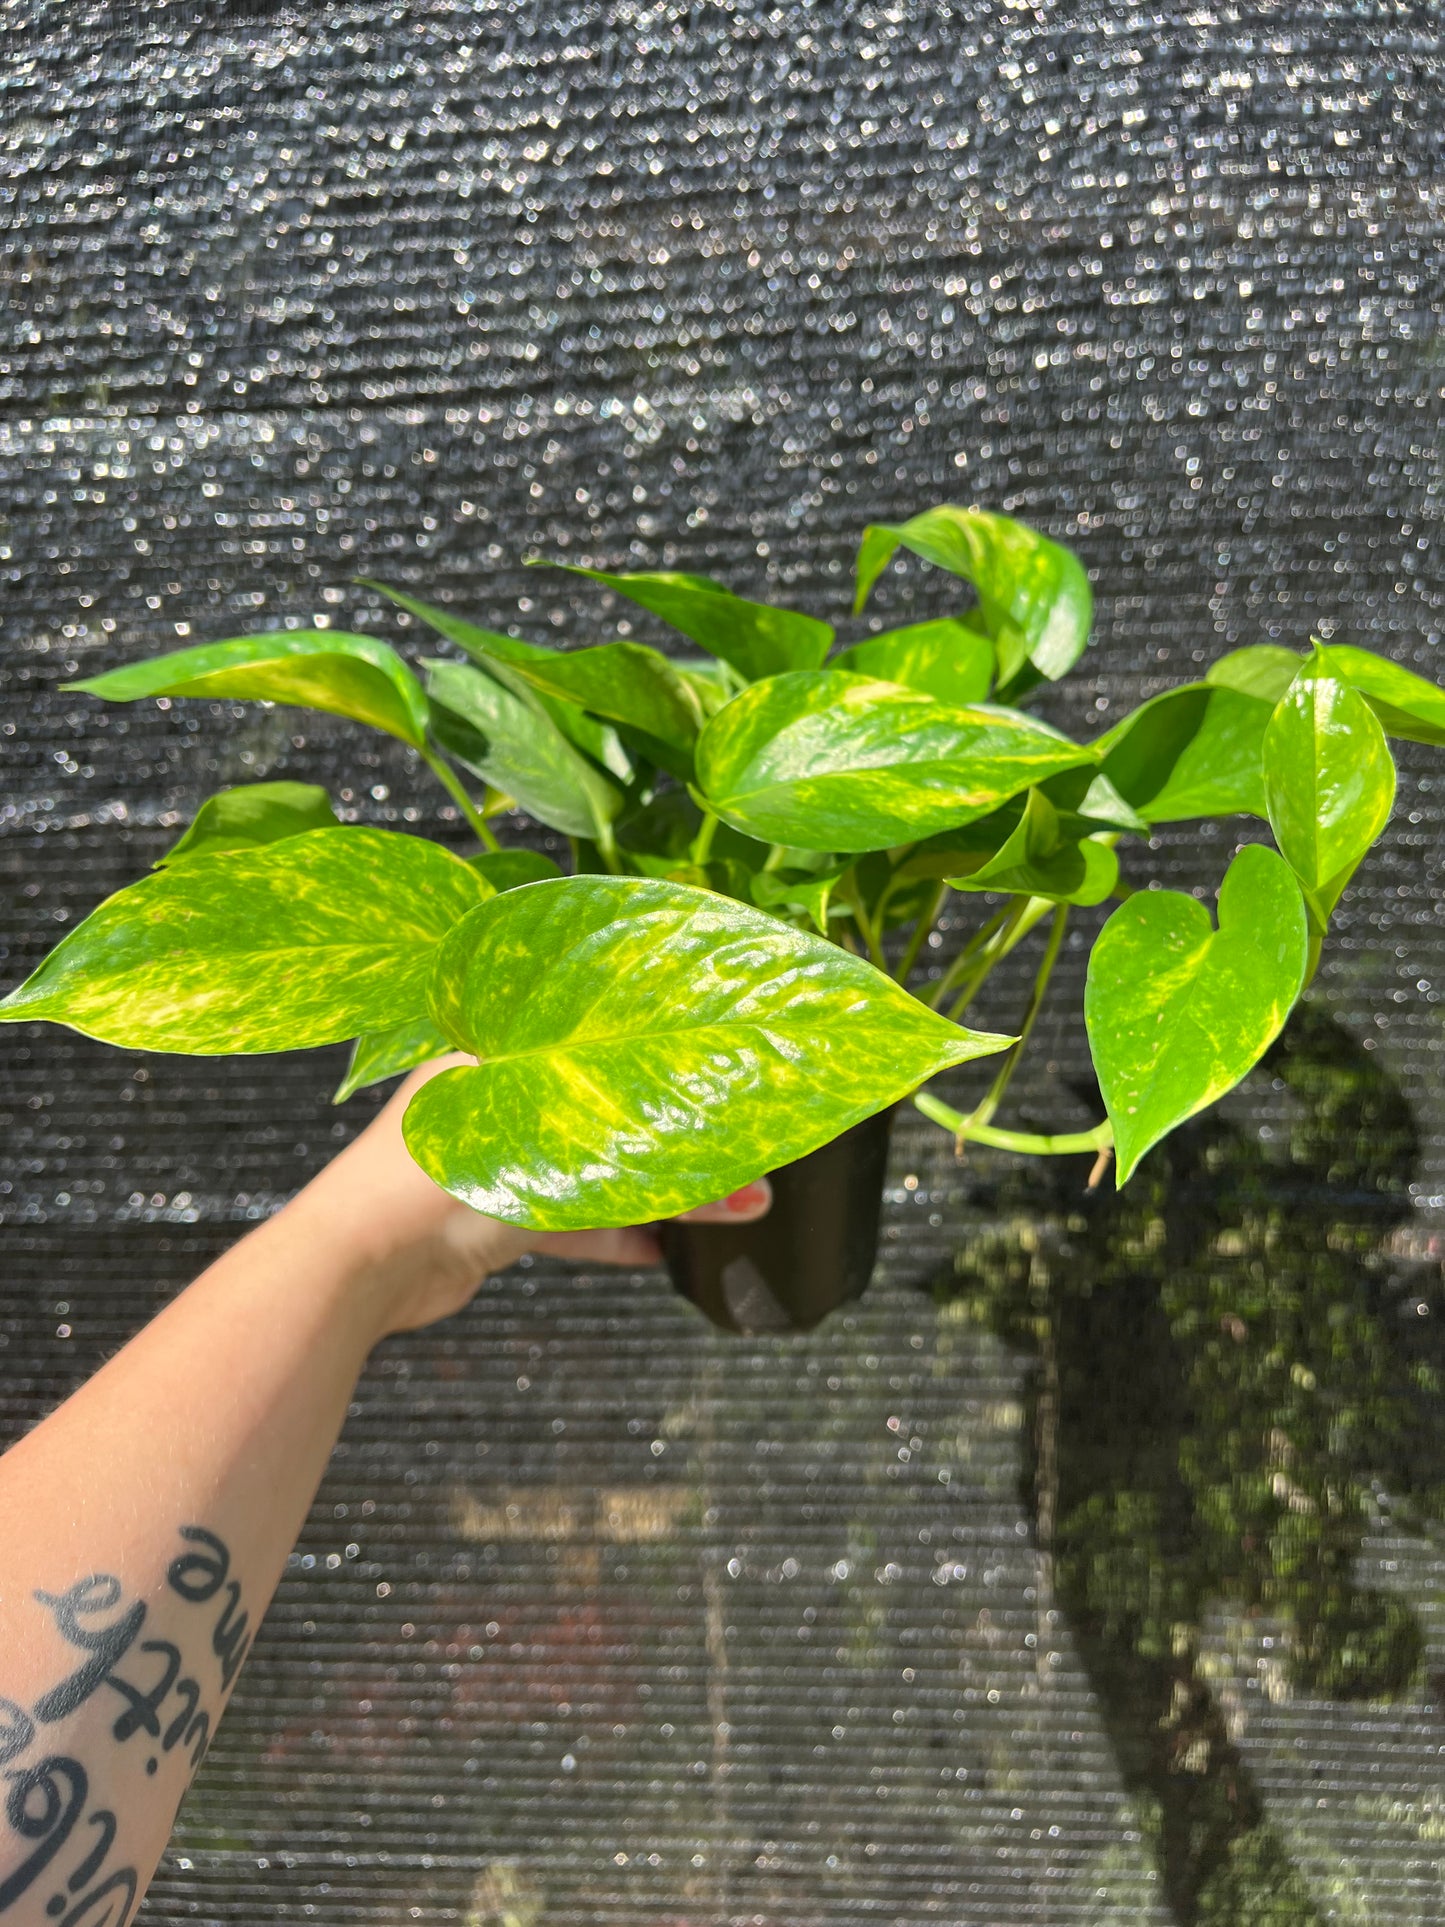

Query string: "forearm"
[[0, 1183, 396, 1923], [0, 1059, 764, 1923]]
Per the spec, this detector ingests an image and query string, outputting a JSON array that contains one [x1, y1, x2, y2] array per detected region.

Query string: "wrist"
[[284, 1133, 524, 1343]]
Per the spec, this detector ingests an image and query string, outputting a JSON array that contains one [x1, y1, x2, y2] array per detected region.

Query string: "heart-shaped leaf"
[[364, 581, 700, 771], [1317, 643, 1445, 748], [948, 788, 1119, 906], [334, 1013, 453, 1103], [696, 669, 1094, 852], [1095, 683, 1273, 822], [832, 618, 994, 706], [157, 782, 338, 866], [404, 876, 1012, 1228], [65, 632, 429, 748], [853, 506, 1092, 691], [0, 828, 492, 1054], [540, 563, 833, 680], [1085, 843, 1309, 1184], [1204, 644, 1305, 703], [425, 659, 624, 841], [1263, 661, 1397, 922]]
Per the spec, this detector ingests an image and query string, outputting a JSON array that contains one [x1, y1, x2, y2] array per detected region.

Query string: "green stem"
[[926, 902, 1016, 1012], [691, 809, 720, 865], [912, 1091, 1112, 1158], [841, 876, 887, 973], [944, 894, 1059, 1023], [968, 903, 1069, 1130], [762, 843, 789, 873], [422, 748, 501, 853], [938, 898, 1032, 1021], [893, 882, 948, 988], [595, 819, 623, 875]]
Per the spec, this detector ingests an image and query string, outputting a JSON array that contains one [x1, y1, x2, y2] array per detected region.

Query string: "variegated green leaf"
[[1095, 683, 1273, 823], [425, 659, 624, 841], [0, 828, 491, 1053], [853, 506, 1092, 691], [1085, 843, 1309, 1184], [541, 563, 833, 679], [695, 669, 1094, 852], [65, 631, 429, 748], [468, 849, 564, 891], [334, 1014, 453, 1103], [1317, 642, 1445, 748], [404, 876, 1011, 1228], [364, 580, 700, 768], [832, 617, 994, 706], [158, 782, 337, 866], [1204, 644, 1305, 704], [948, 788, 1119, 906], [1263, 660, 1396, 923]]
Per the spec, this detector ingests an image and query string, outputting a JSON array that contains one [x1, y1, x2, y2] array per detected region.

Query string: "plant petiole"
[[421, 747, 501, 853], [967, 903, 1069, 1131], [926, 901, 1016, 1012], [839, 874, 888, 973], [690, 809, 720, 866], [892, 882, 948, 988], [912, 1089, 1112, 1160]]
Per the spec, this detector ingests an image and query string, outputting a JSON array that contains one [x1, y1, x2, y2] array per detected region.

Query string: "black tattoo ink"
[[0, 1700, 35, 1771], [178, 1710, 210, 1772], [32, 1580, 145, 1726], [210, 1584, 251, 1692], [0, 1756, 87, 1911], [104, 1642, 180, 1747], [55, 1867, 137, 1927], [167, 1527, 252, 1695], [64, 1810, 116, 1897], [165, 1528, 229, 1605], [159, 1678, 199, 1755]]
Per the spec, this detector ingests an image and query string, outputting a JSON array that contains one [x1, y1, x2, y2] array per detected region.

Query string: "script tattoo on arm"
[[0, 1526, 255, 1925]]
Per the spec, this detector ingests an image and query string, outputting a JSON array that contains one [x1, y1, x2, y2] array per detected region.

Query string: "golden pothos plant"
[[5, 505, 1441, 1227]]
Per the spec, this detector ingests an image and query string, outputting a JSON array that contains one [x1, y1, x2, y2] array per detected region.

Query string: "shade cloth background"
[[4, 2, 1445, 1920]]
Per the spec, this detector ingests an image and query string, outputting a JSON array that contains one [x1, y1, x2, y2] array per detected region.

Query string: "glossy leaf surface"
[[158, 782, 337, 865], [831, 618, 993, 706], [66, 632, 429, 748], [425, 659, 623, 840], [1038, 765, 1150, 835], [948, 789, 1119, 905], [1085, 844, 1309, 1184], [0, 829, 491, 1053], [1263, 663, 1396, 921], [1317, 643, 1445, 748], [334, 1014, 453, 1103], [696, 670, 1094, 852], [363, 581, 699, 762], [405, 877, 1011, 1228], [362, 582, 633, 781], [853, 506, 1092, 687], [1204, 644, 1304, 703], [546, 564, 833, 679], [1095, 683, 1272, 822]]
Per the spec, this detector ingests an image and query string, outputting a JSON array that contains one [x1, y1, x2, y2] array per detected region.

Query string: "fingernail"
[[725, 1182, 768, 1214]]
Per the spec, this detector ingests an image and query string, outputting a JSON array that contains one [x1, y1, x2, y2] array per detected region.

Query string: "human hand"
[[295, 1055, 772, 1340]]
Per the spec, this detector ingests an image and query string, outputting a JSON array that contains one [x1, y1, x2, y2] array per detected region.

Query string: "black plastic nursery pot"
[[661, 1107, 896, 1336]]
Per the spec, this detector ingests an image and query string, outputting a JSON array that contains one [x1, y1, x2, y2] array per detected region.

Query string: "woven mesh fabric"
[[3, 4, 1445, 1921]]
